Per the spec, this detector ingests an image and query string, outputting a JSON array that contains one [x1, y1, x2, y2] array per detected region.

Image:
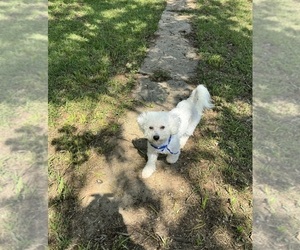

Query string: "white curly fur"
[[137, 85, 213, 178]]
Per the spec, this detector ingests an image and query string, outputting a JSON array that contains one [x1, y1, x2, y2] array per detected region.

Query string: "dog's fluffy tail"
[[190, 85, 214, 114]]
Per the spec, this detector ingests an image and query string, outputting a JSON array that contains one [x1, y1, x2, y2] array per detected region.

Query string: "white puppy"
[[137, 85, 213, 178]]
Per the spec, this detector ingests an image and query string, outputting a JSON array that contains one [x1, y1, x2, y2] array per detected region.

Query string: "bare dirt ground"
[[50, 104, 252, 249]]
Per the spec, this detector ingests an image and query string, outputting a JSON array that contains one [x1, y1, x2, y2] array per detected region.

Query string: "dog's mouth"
[[149, 139, 160, 144]]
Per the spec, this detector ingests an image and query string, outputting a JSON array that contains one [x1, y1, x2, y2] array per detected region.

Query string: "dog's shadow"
[[132, 138, 165, 161]]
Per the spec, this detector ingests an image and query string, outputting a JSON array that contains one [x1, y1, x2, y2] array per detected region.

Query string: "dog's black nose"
[[153, 135, 159, 141]]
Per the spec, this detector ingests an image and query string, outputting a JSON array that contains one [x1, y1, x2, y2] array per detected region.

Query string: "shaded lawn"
[[49, 0, 166, 128]]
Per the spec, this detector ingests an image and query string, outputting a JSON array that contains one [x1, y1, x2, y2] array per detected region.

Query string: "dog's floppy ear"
[[137, 112, 147, 132], [168, 113, 180, 135]]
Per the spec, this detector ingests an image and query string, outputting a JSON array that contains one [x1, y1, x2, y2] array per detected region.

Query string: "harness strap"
[[150, 136, 179, 155]]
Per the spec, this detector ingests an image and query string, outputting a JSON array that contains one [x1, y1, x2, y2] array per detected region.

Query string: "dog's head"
[[137, 111, 180, 145]]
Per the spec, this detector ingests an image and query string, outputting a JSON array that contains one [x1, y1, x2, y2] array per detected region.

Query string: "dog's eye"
[[160, 126, 165, 130], [149, 126, 154, 130]]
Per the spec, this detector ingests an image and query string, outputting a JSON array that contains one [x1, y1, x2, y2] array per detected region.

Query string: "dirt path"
[[133, 0, 198, 107]]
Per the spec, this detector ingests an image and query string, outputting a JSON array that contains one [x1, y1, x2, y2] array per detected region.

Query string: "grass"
[[48, 0, 166, 249], [48, 0, 252, 249], [180, 0, 252, 247], [193, 0, 252, 189], [150, 68, 172, 82], [49, 0, 166, 128]]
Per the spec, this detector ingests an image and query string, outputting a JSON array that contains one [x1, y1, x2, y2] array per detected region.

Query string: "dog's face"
[[137, 111, 180, 145]]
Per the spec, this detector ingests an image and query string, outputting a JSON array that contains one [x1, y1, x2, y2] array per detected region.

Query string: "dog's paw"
[[166, 154, 179, 164], [142, 165, 156, 178]]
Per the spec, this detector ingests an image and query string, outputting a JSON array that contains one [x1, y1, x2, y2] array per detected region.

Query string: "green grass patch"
[[150, 68, 172, 82], [194, 0, 252, 189], [188, 0, 252, 247]]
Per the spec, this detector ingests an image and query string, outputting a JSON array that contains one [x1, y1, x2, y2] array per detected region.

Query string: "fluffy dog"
[[137, 84, 213, 178]]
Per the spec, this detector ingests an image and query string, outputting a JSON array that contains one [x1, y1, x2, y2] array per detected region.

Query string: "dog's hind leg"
[[186, 111, 201, 136], [180, 135, 189, 148], [180, 111, 201, 148]]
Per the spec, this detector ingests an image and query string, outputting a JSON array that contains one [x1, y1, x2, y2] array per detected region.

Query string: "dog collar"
[[150, 135, 179, 155]]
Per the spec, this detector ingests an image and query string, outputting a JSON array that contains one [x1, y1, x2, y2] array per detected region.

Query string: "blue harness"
[[150, 135, 179, 155]]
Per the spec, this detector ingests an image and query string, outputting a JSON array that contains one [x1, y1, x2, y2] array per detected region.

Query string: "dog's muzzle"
[[153, 135, 159, 141]]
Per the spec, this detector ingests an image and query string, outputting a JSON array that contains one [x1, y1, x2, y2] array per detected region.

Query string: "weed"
[[112, 235, 131, 250], [201, 193, 209, 210], [150, 68, 172, 82], [195, 234, 204, 246], [159, 235, 172, 249]]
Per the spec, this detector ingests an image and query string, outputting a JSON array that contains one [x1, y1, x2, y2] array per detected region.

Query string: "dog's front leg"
[[166, 152, 180, 164], [142, 146, 158, 178]]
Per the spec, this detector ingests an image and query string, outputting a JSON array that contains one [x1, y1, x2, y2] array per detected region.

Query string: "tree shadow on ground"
[[51, 123, 127, 166], [168, 188, 252, 249], [5, 126, 48, 167], [49, 192, 145, 249], [49, 163, 163, 249]]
